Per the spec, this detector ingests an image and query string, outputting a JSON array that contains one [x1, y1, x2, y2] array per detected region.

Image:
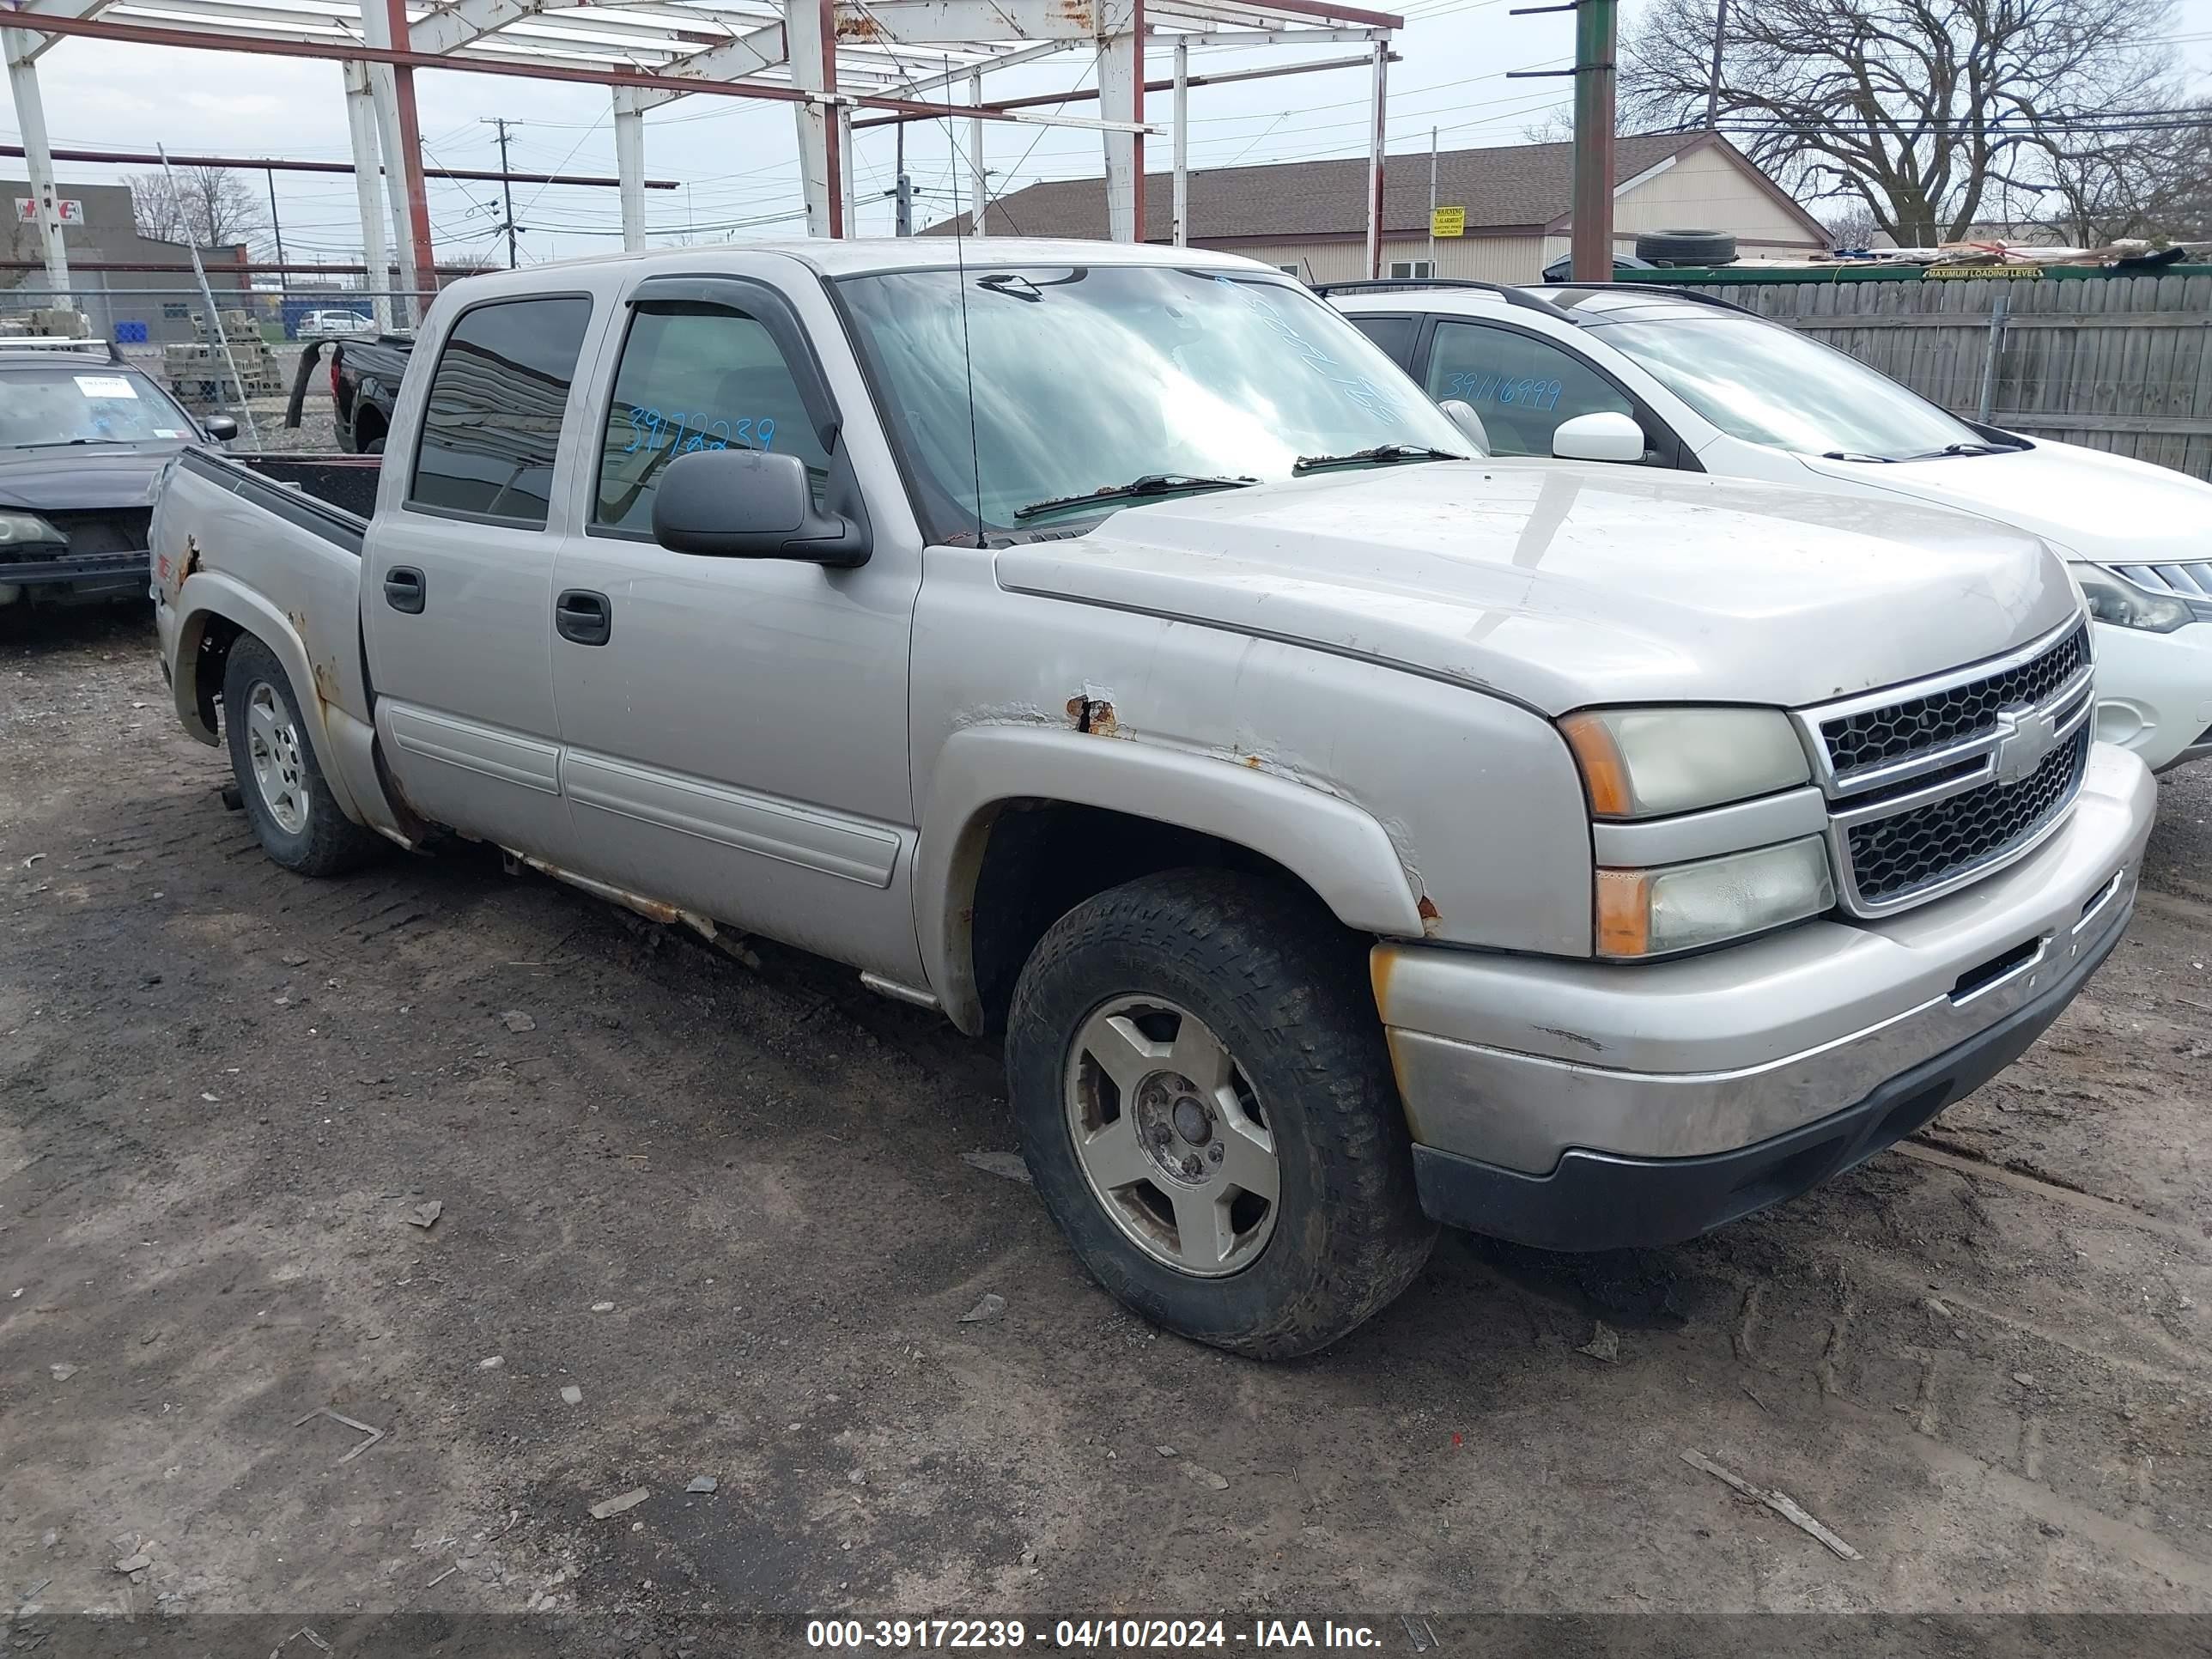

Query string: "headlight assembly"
[[1559, 705, 1811, 819], [0, 511, 64, 548], [2078, 568, 2192, 634], [1595, 836, 1835, 958]]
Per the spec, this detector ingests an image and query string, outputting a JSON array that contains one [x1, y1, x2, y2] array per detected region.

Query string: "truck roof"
[[434, 236, 1271, 295]]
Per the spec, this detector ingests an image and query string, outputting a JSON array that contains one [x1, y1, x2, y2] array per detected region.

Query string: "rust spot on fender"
[[1415, 894, 1441, 938], [182, 535, 204, 580], [1067, 696, 1120, 738]]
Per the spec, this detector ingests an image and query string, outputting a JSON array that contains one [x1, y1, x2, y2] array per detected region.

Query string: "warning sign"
[[1431, 206, 1466, 238]]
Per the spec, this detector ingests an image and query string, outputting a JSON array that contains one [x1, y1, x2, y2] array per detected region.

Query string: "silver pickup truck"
[[154, 239, 2154, 1358]]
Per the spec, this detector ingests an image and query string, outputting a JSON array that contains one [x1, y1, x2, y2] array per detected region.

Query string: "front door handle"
[[383, 565, 425, 614], [555, 588, 611, 647]]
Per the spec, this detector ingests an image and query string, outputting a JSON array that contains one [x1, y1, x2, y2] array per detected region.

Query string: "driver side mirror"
[[1551, 410, 1646, 465], [1437, 398, 1491, 455], [651, 447, 869, 568], [202, 415, 239, 443]]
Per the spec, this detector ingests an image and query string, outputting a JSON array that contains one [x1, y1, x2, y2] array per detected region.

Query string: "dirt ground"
[[3, 607, 2209, 1651]]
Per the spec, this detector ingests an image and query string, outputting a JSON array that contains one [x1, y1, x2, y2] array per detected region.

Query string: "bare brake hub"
[[1137, 1072, 1219, 1184]]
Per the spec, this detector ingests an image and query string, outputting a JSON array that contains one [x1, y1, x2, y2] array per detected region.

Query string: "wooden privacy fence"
[[1660, 266, 2212, 481]]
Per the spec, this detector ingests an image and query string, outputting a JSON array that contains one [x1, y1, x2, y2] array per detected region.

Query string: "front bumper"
[[0, 549, 150, 604], [1373, 741, 2154, 1249], [2090, 617, 2212, 772]]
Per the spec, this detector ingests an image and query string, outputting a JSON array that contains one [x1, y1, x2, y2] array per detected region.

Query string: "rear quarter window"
[[407, 296, 592, 527]]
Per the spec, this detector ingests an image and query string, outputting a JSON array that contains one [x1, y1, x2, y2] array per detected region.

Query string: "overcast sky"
[[6, 0, 2210, 268]]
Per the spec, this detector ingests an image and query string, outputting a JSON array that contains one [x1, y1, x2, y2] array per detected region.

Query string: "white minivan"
[[1330, 280, 2212, 771]]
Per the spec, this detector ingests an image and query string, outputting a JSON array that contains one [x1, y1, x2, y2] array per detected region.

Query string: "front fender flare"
[[916, 723, 1426, 1034]]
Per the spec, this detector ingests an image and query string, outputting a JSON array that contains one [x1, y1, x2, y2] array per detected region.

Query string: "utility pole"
[[265, 166, 286, 270], [1571, 0, 1616, 282], [892, 124, 913, 236], [1427, 125, 1437, 274], [482, 116, 520, 268], [1703, 0, 1729, 128]]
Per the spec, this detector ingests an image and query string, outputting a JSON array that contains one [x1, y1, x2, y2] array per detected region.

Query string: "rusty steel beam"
[[851, 47, 1389, 127], [0, 142, 680, 186], [0, 8, 1153, 124], [0, 258, 479, 274]]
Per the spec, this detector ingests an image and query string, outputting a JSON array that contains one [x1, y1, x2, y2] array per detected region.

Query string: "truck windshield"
[[1590, 315, 1990, 462], [0, 365, 198, 448], [837, 264, 1473, 535]]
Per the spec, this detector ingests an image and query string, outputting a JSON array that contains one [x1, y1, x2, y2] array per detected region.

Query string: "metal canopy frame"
[[3, 0, 1401, 331]]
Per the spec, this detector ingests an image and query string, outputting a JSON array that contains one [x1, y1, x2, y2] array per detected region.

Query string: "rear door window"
[[1423, 320, 1638, 458], [591, 301, 830, 535], [1344, 313, 1417, 372], [408, 295, 592, 526]]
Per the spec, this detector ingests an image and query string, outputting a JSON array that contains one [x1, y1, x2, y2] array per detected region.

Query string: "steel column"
[[613, 86, 647, 250], [1364, 40, 1385, 277], [343, 62, 393, 329], [787, 0, 838, 235], [1097, 0, 1143, 242], [1170, 39, 1188, 247], [3, 31, 70, 294], [968, 69, 987, 235]]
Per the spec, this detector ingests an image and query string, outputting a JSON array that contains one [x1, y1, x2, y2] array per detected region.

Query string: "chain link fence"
[[1, 283, 439, 451]]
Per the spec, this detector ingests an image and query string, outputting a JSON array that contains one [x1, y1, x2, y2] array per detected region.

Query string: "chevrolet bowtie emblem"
[[1990, 704, 2062, 787]]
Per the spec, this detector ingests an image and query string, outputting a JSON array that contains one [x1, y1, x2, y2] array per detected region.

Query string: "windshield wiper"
[[1013, 473, 1257, 521], [1820, 449, 1898, 464], [1898, 441, 2008, 460], [1293, 443, 1468, 474], [9, 437, 132, 449]]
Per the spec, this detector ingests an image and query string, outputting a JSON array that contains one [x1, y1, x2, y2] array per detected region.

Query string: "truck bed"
[[179, 448, 381, 540]]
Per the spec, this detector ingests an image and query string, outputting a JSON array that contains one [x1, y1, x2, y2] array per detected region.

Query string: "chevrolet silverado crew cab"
[[153, 240, 2153, 1358]]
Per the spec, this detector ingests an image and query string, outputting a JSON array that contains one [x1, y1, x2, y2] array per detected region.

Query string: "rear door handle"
[[383, 565, 425, 614], [555, 588, 611, 647]]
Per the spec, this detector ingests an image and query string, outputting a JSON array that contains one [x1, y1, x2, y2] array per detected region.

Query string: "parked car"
[[1328, 279, 2212, 772], [299, 308, 376, 337], [0, 337, 234, 612], [154, 240, 2150, 1358]]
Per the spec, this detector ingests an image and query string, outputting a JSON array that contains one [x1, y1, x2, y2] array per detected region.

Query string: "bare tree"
[[127, 167, 264, 249], [1823, 201, 1881, 249], [1620, 0, 2180, 246], [2029, 99, 2212, 242]]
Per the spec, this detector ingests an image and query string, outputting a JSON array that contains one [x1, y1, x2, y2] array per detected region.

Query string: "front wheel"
[[1006, 870, 1435, 1358], [222, 633, 384, 877]]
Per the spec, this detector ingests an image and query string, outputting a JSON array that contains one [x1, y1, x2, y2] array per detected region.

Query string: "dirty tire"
[[222, 632, 384, 878], [1006, 868, 1435, 1358]]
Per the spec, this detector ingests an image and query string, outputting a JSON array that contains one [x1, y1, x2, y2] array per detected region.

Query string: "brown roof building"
[[927, 131, 1828, 283]]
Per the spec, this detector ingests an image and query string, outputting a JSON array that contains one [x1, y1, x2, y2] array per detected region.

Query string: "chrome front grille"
[[1845, 727, 2089, 904], [1819, 623, 2087, 781], [1797, 615, 2095, 917]]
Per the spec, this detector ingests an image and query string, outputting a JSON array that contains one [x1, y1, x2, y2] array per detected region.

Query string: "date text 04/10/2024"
[[804, 1620, 1382, 1650]]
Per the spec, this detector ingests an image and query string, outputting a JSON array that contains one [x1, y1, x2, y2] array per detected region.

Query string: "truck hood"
[[0, 444, 174, 513], [1794, 438, 2212, 566], [994, 462, 2078, 715]]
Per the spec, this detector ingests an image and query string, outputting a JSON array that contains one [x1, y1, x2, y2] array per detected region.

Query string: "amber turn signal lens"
[[1559, 711, 1634, 818], [1594, 867, 1653, 957]]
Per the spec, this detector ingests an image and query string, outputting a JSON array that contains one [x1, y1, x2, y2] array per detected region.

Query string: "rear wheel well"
[[191, 613, 245, 734], [352, 403, 386, 451], [966, 800, 1356, 1034]]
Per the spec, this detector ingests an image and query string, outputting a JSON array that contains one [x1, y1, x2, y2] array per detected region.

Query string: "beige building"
[[927, 132, 1828, 283]]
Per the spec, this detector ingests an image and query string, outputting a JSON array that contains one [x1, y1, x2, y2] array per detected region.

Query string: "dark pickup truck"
[[297, 332, 413, 454]]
